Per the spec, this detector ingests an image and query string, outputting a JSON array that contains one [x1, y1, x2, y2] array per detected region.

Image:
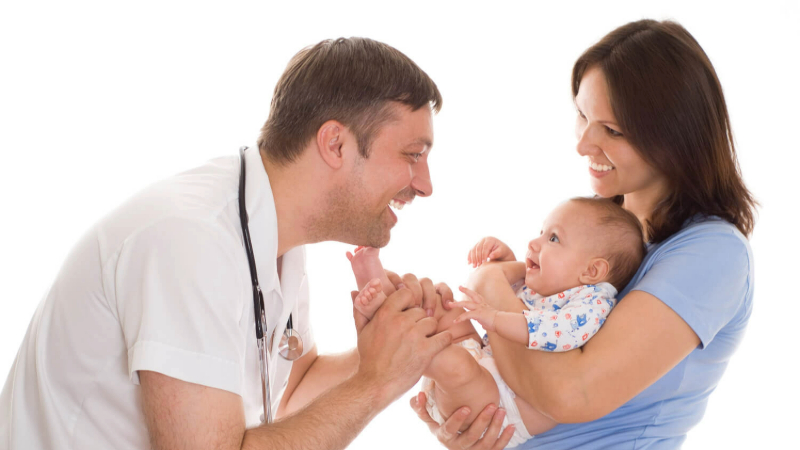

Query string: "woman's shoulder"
[[620, 216, 753, 301], [651, 215, 751, 261]]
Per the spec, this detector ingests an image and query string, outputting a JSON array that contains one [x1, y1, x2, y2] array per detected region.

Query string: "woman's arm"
[[470, 265, 700, 423]]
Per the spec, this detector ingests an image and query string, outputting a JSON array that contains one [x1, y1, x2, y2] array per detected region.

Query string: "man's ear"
[[579, 257, 610, 285], [316, 120, 348, 169]]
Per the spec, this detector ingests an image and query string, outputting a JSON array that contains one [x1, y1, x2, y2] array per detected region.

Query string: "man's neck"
[[260, 150, 325, 257]]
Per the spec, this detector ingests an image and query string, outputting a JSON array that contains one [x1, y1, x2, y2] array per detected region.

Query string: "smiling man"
[[0, 38, 453, 450]]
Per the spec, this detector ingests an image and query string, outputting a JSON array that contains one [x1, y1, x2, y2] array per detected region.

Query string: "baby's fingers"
[[458, 285, 484, 302]]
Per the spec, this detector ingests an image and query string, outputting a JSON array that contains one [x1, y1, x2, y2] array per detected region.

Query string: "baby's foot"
[[347, 246, 386, 290], [353, 278, 388, 319]]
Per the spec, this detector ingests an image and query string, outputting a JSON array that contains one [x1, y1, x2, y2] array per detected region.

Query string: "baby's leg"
[[353, 279, 388, 320], [423, 345, 499, 432], [347, 247, 395, 294]]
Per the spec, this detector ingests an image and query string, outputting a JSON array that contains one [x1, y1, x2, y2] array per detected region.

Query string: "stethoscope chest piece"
[[278, 328, 304, 360]]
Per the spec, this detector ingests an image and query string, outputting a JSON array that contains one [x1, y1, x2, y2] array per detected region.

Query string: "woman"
[[412, 19, 757, 449]]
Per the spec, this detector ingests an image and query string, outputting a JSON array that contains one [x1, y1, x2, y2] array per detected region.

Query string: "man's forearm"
[[280, 349, 359, 417], [242, 371, 383, 450]]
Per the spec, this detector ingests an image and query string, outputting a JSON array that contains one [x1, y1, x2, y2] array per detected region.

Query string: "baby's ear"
[[579, 257, 610, 285]]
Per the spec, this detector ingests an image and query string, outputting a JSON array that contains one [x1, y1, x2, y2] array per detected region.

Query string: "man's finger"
[[456, 403, 499, 447], [414, 316, 440, 337], [401, 273, 422, 306], [419, 277, 438, 316], [385, 270, 403, 289], [490, 424, 515, 450], [410, 392, 439, 432], [475, 408, 509, 450], [439, 405, 471, 444], [436, 282, 455, 310], [424, 330, 453, 357], [381, 288, 418, 313]]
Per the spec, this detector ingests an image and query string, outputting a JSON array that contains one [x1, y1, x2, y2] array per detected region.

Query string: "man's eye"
[[549, 234, 559, 243], [409, 153, 422, 162], [605, 126, 623, 137]]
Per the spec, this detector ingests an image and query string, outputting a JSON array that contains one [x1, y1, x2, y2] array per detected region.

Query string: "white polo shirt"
[[0, 147, 314, 449]]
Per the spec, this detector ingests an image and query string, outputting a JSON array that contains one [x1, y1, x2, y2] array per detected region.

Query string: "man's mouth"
[[388, 199, 407, 211]]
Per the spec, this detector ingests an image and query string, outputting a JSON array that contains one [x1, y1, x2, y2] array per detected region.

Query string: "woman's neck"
[[622, 183, 669, 241]]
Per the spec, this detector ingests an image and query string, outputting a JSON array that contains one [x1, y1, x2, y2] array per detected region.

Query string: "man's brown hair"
[[258, 37, 442, 165], [571, 197, 646, 292], [572, 20, 757, 243]]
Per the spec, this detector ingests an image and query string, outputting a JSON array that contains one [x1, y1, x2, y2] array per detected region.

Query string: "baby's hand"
[[467, 237, 515, 268], [453, 286, 499, 331]]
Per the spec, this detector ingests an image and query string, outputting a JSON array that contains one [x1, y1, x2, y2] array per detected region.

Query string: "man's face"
[[331, 103, 434, 248]]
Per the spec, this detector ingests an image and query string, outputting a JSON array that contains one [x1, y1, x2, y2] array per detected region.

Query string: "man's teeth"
[[590, 162, 614, 172], [388, 199, 405, 210]]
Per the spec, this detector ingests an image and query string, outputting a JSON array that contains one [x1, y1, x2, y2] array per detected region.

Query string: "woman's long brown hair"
[[572, 20, 757, 243]]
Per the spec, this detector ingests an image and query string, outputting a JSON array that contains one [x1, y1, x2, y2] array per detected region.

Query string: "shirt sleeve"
[[114, 216, 248, 395], [523, 286, 615, 352], [630, 223, 752, 349]]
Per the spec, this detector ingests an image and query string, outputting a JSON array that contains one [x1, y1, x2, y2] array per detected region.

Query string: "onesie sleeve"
[[114, 217, 248, 395], [523, 286, 615, 352], [630, 222, 752, 349]]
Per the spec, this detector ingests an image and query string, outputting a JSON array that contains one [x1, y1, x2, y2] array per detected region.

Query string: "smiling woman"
[[426, 19, 758, 450]]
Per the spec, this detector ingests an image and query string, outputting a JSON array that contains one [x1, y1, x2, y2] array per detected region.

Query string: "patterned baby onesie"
[[518, 282, 617, 352]]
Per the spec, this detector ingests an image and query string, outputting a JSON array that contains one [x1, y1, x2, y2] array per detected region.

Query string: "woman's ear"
[[316, 120, 347, 169], [579, 257, 610, 285]]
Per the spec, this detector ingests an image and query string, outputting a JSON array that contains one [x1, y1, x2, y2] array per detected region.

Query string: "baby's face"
[[524, 201, 602, 297]]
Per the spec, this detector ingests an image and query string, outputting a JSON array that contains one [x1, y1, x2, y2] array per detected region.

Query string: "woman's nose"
[[576, 122, 601, 158]]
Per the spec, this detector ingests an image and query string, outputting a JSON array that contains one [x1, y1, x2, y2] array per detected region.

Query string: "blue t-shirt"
[[516, 217, 754, 449]]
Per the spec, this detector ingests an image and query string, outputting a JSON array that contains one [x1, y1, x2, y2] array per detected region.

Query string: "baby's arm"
[[454, 286, 529, 345]]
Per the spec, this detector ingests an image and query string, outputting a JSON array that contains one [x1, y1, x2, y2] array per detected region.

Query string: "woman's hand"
[[410, 392, 516, 450], [468, 237, 516, 268]]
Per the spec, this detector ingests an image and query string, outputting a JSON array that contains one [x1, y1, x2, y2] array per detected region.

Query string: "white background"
[[1, 1, 798, 448]]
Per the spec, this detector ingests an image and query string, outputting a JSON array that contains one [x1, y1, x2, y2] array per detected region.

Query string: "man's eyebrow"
[[403, 138, 433, 151]]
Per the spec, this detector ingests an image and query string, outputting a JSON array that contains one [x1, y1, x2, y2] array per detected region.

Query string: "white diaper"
[[421, 338, 533, 448]]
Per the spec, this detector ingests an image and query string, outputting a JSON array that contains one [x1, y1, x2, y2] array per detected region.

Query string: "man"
[[0, 37, 452, 450]]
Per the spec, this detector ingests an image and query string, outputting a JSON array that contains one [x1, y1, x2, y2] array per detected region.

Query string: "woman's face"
[[574, 67, 667, 201]]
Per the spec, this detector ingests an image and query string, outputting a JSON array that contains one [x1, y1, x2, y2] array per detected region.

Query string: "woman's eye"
[[577, 110, 587, 120], [549, 234, 559, 243], [605, 126, 623, 137]]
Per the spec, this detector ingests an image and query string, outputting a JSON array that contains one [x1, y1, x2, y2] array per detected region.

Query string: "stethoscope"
[[238, 146, 304, 425]]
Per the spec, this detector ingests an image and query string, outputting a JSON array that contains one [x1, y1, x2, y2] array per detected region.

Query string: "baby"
[[348, 197, 646, 447]]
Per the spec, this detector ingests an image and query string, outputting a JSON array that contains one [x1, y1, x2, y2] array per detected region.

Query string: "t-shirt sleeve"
[[114, 217, 247, 395], [631, 224, 751, 349]]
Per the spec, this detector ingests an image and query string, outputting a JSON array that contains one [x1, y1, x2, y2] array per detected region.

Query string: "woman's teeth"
[[388, 199, 405, 210], [590, 162, 614, 172]]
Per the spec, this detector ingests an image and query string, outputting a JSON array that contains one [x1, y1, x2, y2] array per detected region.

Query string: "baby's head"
[[524, 197, 646, 296]]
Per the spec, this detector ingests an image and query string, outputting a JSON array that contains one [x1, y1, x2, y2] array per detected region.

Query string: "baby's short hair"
[[569, 197, 646, 292]]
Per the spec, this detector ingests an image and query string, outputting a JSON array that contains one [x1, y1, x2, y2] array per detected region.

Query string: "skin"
[[139, 102, 455, 450], [415, 66, 699, 447]]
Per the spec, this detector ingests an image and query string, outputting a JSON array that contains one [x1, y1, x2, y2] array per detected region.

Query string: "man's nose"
[[411, 160, 432, 197]]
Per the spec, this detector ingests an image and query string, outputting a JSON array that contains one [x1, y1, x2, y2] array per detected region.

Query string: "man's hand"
[[409, 392, 516, 450], [468, 237, 516, 268], [354, 286, 453, 408], [385, 270, 455, 317]]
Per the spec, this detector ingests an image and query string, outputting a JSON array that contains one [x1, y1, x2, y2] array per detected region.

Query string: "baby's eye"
[[549, 234, 559, 243], [605, 126, 623, 137]]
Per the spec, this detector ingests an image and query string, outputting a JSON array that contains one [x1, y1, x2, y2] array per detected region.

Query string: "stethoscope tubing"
[[238, 146, 301, 425]]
